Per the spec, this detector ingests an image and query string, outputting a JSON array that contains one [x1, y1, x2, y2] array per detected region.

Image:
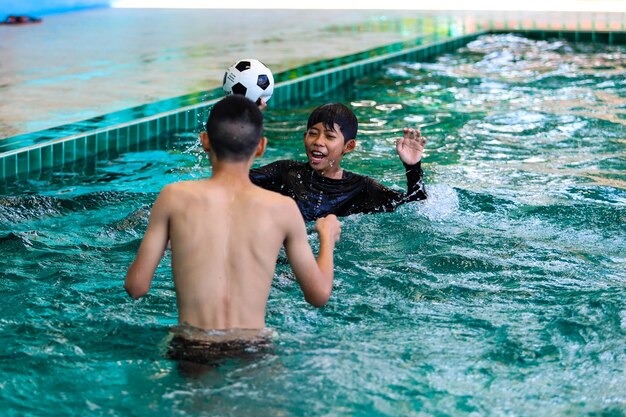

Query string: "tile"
[[137, 123, 148, 152], [4, 155, 17, 181], [96, 132, 108, 158], [118, 126, 130, 154], [177, 112, 187, 132], [53, 143, 64, 167], [17, 152, 30, 177], [128, 125, 139, 152], [28, 149, 42, 176], [147, 118, 157, 142], [75, 136, 87, 161], [41, 145, 54, 172], [107, 129, 120, 154], [64, 140, 76, 167], [167, 114, 177, 133], [158, 116, 168, 137]]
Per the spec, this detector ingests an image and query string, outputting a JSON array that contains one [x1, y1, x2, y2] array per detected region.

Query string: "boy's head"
[[204, 95, 264, 162], [304, 103, 357, 178], [306, 103, 358, 142]]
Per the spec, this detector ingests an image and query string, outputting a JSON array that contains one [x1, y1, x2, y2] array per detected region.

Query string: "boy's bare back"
[[164, 177, 308, 329], [125, 95, 340, 337]]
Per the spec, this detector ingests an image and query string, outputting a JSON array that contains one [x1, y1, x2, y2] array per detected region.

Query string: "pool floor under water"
[[0, 34, 625, 416]]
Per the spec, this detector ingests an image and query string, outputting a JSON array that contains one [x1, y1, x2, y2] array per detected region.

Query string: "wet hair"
[[306, 103, 358, 142], [205, 95, 263, 162]]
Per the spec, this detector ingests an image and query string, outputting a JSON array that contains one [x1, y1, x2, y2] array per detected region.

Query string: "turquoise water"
[[1, 34, 625, 416]]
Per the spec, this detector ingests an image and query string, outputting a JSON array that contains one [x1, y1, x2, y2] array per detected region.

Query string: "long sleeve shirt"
[[250, 160, 427, 222]]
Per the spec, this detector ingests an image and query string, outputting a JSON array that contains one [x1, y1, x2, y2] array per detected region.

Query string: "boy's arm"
[[282, 202, 341, 307], [396, 127, 427, 200], [402, 160, 427, 201], [124, 187, 172, 299], [343, 128, 427, 215], [343, 166, 426, 215]]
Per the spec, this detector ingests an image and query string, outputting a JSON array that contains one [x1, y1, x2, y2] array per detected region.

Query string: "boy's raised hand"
[[396, 128, 426, 165]]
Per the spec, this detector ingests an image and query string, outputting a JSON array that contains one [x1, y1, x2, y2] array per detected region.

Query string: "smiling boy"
[[250, 102, 427, 222]]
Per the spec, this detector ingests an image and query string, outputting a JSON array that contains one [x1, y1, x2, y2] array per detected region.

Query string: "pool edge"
[[1, 28, 624, 183]]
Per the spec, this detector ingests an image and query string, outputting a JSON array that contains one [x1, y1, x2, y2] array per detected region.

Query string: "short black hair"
[[306, 103, 358, 142], [205, 95, 263, 162]]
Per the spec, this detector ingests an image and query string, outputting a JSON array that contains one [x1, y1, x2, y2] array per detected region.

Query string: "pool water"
[[1, 34, 625, 416]]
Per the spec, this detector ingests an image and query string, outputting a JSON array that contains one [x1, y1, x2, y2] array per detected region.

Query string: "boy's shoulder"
[[253, 182, 299, 205], [254, 181, 301, 206], [158, 179, 211, 202], [250, 184, 303, 226], [161, 179, 199, 193], [341, 169, 375, 183]]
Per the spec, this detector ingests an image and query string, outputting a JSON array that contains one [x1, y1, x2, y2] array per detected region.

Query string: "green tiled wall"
[[493, 29, 626, 44], [1, 29, 624, 183]]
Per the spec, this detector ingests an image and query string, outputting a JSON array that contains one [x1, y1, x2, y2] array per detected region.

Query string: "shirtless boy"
[[250, 102, 427, 221], [124, 95, 341, 362]]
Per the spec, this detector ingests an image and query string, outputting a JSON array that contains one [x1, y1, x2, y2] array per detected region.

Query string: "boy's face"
[[304, 122, 355, 178]]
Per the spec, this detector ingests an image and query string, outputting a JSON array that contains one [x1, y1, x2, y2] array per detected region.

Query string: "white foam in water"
[[399, 184, 459, 221]]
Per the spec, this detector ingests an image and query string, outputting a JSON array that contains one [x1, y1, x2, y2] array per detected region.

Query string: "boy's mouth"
[[309, 150, 326, 164]]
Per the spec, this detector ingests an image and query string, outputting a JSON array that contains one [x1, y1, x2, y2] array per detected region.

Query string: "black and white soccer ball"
[[222, 59, 274, 104]]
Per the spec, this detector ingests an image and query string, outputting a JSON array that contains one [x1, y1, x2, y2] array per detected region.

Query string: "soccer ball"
[[222, 59, 274, 104]]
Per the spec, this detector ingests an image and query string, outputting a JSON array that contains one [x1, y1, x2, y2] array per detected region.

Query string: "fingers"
[[403, 127, 422, 140], [417, 133, 426, 148], [400, 128, 426, 149], [256, 98, 267, 111]]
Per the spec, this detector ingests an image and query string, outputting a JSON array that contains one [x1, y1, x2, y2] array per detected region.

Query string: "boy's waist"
[[170, 323, 276, 343], [167, 324, 276, 364]]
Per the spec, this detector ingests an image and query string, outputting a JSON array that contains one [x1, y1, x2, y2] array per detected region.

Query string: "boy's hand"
[[256, 98, 268, 111], [315, 214, 341, 244], [396, 128, 426, 165]]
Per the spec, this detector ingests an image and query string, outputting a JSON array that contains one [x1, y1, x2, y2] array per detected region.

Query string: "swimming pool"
[[1, 33, 625, 416]]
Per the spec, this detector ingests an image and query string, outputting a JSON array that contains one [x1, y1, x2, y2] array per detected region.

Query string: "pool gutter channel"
[[0, 28, 623, 183]]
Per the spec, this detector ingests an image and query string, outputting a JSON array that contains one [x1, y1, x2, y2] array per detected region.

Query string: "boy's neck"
[[313, 165, 344, 180], [210, 160, 254, 184]]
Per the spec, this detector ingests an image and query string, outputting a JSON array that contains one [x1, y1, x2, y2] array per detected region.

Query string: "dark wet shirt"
[[250, 160, 427, 221]]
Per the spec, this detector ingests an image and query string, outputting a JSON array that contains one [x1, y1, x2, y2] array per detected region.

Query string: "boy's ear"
[[200, 131, 211, 153], [343, 139, 356, 154], [255, 136, 267, 158]]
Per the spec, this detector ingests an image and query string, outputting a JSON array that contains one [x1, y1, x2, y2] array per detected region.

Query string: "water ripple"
[[1, 34, 625, 416]]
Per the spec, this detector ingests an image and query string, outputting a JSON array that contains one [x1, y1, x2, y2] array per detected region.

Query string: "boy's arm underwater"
[[124, 186, 172, 299]]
